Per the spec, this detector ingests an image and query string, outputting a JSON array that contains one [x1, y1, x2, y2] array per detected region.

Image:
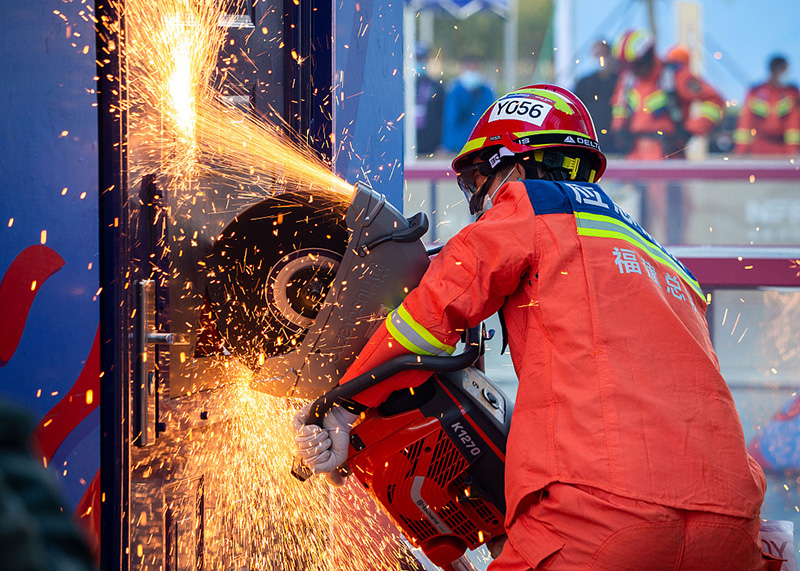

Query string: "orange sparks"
[[107, 1, 407, 567]]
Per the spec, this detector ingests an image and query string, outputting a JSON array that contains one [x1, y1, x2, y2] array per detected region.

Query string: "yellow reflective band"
[[748, 97, 769, 117], [785, 129, 800, 145], [776, 97, 795, 117], [456, 137, 487, 163], [507, 88, 575, 114], [642, 90, 668, 112], [612, 105, 630, 119], [397, 305, 456, 355], [624, 40, 639, 63], [627, 90, 642, 111], [698, 101, 723, 123], [385, 305, 455, 356], [623, 30, 650, 63], [385, 315, 421, 354], [733, 129, 753, 144], [514, 130, 594, 141], [575, 212, 703, 298]]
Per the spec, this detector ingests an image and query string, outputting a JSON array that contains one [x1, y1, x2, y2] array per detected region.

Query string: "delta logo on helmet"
[[451, 84, 607, 182]]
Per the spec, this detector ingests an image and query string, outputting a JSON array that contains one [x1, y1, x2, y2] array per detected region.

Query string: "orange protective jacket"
[[734, 81, 800, 155], [611, 59, 724, 157], [341, 179, 766, 527]]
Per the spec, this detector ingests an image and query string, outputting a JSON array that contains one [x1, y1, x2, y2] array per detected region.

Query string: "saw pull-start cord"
[[291, 326, 483, 481]]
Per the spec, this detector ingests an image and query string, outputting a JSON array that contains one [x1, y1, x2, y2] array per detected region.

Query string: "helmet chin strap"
[[473, 167, 516, 217]]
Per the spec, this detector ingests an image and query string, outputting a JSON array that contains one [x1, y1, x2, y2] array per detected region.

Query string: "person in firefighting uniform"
[[294, 84, 780, 569], [734, 55, 800, 156], [574, 40, 620, 154], [610, 29, 725, 159]]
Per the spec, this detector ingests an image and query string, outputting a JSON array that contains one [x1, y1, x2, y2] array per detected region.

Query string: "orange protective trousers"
[[488, 484, 782, 571]]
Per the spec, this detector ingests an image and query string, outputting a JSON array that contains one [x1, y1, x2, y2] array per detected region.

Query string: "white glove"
[[293, 402, 358, 479]]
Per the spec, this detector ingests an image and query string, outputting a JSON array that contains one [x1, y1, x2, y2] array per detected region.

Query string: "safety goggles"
[[456, 161, 497, 197]]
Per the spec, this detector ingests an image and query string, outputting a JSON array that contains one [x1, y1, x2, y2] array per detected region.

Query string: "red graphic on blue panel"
[[0, 245, 101, 556], [31, 327, 101, 555], [0, 245, 65, 366], [748, 394, 800, 470]]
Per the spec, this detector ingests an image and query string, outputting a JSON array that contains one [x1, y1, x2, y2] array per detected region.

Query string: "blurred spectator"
[[0, 399, 95, 571], [442, 57, 495, 153], [734, 54, 800, 156], [574, 40, 620, 154], [414, 44, 445, 157], [610, 29, 724, 160]]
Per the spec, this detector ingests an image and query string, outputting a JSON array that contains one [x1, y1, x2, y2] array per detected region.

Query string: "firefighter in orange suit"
[[611, 29, 724, 159], [294, 85, 779, 569], [735, 55, 800, 156]]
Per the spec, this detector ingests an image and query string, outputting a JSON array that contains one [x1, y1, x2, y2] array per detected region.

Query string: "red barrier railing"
[[405, 158, 800, 182]]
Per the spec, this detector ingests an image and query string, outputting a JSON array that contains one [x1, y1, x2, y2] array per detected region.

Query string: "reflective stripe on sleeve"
[[785, 129, 800, 145], [385, 304, 456, 356]]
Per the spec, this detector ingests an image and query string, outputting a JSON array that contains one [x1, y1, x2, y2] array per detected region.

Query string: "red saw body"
[[346, 367, 512, 567]]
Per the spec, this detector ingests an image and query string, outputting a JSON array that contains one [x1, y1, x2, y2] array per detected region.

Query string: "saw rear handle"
[[291, 326, 483, 481]]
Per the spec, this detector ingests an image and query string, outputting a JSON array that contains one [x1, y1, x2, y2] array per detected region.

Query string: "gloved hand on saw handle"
[[293, 402, 359, 486]]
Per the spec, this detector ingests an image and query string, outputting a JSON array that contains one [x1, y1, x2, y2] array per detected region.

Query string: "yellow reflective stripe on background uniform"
[[627, 90, 642, 111], [612, 105, 630, 119], [776, 96, 794, 117], [748, 97, 769, 117], [642, 90, 668, 112], [385, 304, 456, 356], [575, 212, 704, 298], [698, 100, 723, 123], [733, 128, 753, 144], [785, 129, 800, 145]]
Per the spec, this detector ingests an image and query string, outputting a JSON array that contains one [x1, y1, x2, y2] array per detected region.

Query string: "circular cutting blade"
[[206, 192, 348, 370]]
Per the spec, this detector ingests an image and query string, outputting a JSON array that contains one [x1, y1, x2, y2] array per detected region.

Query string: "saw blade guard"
[[208, 182, 431, 398]]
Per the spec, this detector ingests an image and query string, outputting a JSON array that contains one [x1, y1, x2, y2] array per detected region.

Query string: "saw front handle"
[[290, 327, 483, 482], [291, 457, 314, 482]]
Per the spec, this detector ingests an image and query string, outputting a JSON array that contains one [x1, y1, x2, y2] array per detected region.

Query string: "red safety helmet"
[[612, 29, 655, 64], [451, 84, 607, 185], [666, 43, 691, 67]]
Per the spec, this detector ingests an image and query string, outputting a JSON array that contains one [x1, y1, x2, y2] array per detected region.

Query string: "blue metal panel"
[[334, 0, 405, 207], [0, 0, 99, 515]]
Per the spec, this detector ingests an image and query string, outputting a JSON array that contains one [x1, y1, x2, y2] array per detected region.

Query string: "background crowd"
[[414, 29, 800, 161]]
